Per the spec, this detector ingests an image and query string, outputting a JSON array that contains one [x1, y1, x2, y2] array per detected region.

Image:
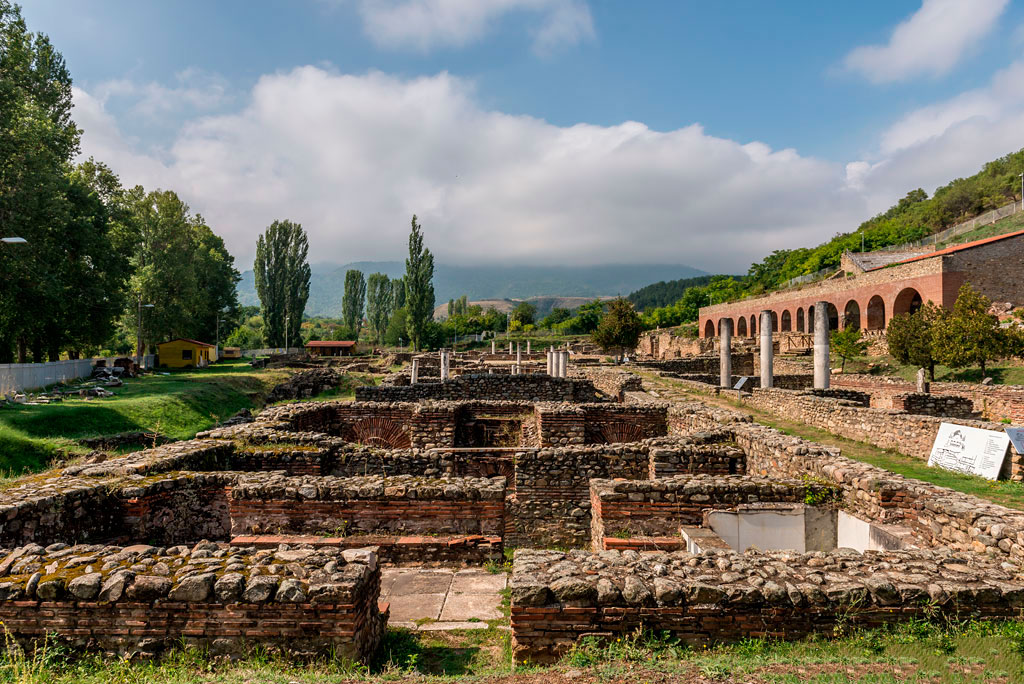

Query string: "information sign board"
[[928, 423, 1010, 480]]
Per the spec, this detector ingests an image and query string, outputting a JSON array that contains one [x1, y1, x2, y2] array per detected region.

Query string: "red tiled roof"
[[892, 228, 1024, 266], [305, 340, 356, 347], [158, 338, 215, 348]]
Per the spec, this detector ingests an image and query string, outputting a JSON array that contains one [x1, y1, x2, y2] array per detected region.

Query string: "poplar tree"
[[366, 273, 392, 344], [342, 269, 366, 340], [254, 220, 310, 347], [404, 215, 435, 350]]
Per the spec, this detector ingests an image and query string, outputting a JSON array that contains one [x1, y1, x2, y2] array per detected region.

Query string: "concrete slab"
[[380, 568, 416, 595], [387, 593, 446, 623], [389, 571, 454, 597], [440, 593, 504, 622], [451, 572, 507, 594]]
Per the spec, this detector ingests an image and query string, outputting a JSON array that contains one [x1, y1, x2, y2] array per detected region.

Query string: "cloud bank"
[[843, 0, 1008, 84], [72, 64, 1024, 274]]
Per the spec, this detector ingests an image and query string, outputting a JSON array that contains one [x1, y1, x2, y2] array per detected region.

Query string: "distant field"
[[0, 361, 290, 474]]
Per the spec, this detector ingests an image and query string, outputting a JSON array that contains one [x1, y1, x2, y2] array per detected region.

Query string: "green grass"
[[642, 371, 1024, 511], [2, 621, 1022, 683], [844, 354, 1024, 386], [936, 208, 1024, 250], [0, 360, 290, 474]]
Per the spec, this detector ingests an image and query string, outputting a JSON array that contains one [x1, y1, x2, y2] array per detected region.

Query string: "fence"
[[0, 355, 155, 395], [241, 347, 304, 357], [874, 200, 1023, 253]]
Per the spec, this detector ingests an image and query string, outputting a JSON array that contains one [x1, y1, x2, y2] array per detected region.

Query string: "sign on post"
[[928, 422, 1010, 481], [733, 377, 750, 392]]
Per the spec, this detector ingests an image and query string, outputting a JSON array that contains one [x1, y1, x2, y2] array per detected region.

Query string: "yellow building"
[[157, 338, 216, 368]]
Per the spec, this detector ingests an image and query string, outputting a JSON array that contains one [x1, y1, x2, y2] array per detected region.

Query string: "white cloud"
[[90, 68, 232, 121], [71, 61, 1024, 275], [843, 0, 1008, 84], [352, 0, 594, 53]]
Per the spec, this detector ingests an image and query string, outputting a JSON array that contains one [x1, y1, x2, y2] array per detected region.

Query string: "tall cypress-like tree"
[[342, 269, 366, 340], [404, 215, 435, 351], [254, 220, 310, 348], [391, 276, 406, 310], [366, 273, 392, 344]]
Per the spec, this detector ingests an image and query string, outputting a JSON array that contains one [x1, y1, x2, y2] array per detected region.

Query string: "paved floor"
[[380, 568, 508, 631]]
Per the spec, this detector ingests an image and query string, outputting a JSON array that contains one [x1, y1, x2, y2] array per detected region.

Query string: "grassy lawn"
[[843, 354, 1024, 386], [3, 620, 1022, 683], [642, 372, 1024, 511], [0, 360, 291, 474]]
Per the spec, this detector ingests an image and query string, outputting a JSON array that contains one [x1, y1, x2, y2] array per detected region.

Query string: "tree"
[[592, 298, 644, 362], [391, 276, 406, 310], [540, 307, 571, 329], [404, 215, 435, 350], [254, 220, 310, 347], [933, 284, 1005, 377], [342, 269, 366, 340], [830, 326, 868, 373], [886, 302, 942, 380], [511, 301, 536, 327], [384, 307, 409, 347], [0, 2, 82, 362], [366, 273, 393, 344]]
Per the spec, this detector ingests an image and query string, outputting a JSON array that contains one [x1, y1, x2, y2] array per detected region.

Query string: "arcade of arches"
[[700, 286, 926, 339]]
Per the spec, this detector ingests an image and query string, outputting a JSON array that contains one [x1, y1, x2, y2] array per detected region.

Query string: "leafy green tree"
[[511, 301, 536, 327], [830, 326, 868, 373], [933, 284, 1005, 377], [384, 307, 409, 347], [342, 269, 366, 340], [391, 277, 406, 310], [404, 215, 435, 350], [592, 298, 644, 362], [254, 220, 310, 347], [563, 300, 606, 334], [0, 2, 81, 361], [540, 307, 571, 329], [366, 273, 393, 344], [886, 302, 942, 380]]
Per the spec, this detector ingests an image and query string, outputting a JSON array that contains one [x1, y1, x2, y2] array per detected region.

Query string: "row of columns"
[[489, 339, 531, 354], [720, 301, 831, 391], [547, 348, 569, 378]]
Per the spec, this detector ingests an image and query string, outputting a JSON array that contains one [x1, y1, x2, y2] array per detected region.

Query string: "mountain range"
[[237, 262, 704, 317]]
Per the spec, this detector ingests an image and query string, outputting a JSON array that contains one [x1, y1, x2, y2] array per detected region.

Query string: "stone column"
[[527, 340, 531, 354], [813, 301, 830, 390], [411, 358, 419, 384], [516, 342, 521, 371], [491, 340, 495, 354], [718, 319, 732, 388], [440, 350, 450, 381], [508, 342, 513, 354], [760, 310, 774, 389], [561, 351, 569, 378]]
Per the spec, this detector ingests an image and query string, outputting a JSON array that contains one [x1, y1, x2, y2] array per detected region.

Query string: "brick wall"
[[589, 475, 837, 545], [510, 548, 1024, 664], [229, 474, 506, 538], [355, 374, 599, 403]]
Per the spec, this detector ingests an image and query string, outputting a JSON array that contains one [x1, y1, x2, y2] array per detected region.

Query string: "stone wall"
[[637, 353, 754, 376], [355, 374, 600, 403], [673, 402, 1024, 563], [832, 374, 1024, 422], [577, 368, 644, 401], [0, 542, 386, 661], [589, 475, 839, 544], [229, 474, 506, 538], [510, 548, 1024, 663], [743, 387, 1021, 478], [647, 436, 745, 478]]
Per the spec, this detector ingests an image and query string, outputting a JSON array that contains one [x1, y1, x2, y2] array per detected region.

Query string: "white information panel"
[[928, 422, 1010, 481]]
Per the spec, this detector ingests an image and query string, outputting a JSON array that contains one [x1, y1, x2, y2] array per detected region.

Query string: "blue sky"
[[19, 0, 1024, 272]]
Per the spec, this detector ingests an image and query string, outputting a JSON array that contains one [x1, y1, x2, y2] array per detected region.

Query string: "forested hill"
[[741, 149, 1024, 297], [627, 275, 719, 311]]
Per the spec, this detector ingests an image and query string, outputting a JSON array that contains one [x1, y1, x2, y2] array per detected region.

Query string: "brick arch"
[[843, 299, 861, 330], [893, 287, 923, 318], [770, 311, 779, 332], [736, 316, 747, 336], [346, 417, 411, 448], [749, 314, 757, 337], [704, 319, 715, 338], [796, 307, 805, 332], [781, 309, 792, 332], [866, 295, 885, 330], [597, 421, 647, 445]]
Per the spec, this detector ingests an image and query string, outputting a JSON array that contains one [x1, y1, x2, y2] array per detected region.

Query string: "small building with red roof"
[[305, 340, 358, 357]]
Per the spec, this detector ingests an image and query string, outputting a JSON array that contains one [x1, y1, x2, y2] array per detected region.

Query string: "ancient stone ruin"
[[1, 368, 1023, 664]]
